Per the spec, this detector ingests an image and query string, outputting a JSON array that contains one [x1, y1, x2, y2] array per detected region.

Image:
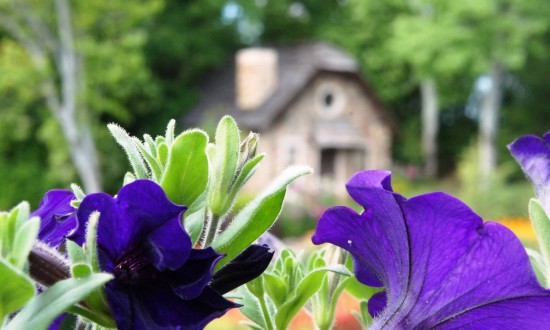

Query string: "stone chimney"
[[236, 48, 278, 110]]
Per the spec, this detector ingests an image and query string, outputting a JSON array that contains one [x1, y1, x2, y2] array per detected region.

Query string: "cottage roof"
[[183, 41, 392, 131]]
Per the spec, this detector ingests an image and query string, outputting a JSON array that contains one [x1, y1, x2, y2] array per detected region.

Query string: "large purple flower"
[[77, 180, 237, 329], [508, 131, 550, 217], [313, 170, 550, 329], [31, 190, 78, 248]]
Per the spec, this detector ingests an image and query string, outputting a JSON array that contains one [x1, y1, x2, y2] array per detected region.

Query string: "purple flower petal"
[[508, 131, 550, 217], [169, 248, 222, 300], [105, 275, 237, 329], [313, 170, 550, 329], [367, 291, 386, 318], [79, 180, 236, 329], [78, 180, 189, 271], [210, 244, 274, 295], [31, 190, 77, 248]]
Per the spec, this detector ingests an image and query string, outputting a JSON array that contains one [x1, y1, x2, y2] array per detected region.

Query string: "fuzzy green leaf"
[[275, 269, 327, 330], [160, 130, 209, 206], [11, 217, 39, 269], [225, 154, 265, 210], [0, 257, 35, 322], [213, 165, 311, 270], [108, 124, 148, 179], [263, 273, 287, 307], [530, 198, 550, 265], [66, 240, 86, 265], [71, 263, 92, 278], [132, 137, 163, 182], [165, 119, 176, 147], [5, 273, 113, 330], [209, 116, 241, 216]]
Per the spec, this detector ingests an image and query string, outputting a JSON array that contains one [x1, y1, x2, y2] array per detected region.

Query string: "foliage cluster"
[[0, 0, 549, 213]]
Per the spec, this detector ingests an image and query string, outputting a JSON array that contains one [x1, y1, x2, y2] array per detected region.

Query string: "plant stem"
[[200, 212, 220, 247]]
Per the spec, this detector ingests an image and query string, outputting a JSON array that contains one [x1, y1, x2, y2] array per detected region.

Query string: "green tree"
[[144, 0, 238, 123], [348, 0, 550, 179], [0, 0, 163, 207], [0, 0, 102, 192]]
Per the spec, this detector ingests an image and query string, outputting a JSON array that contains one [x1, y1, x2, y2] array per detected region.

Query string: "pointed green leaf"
[[209, 116, 241, 216], [66, 240, 86, 265], [11, 217, 39, 269], [132, 137, 163, 182], [213, 165, 311, 270], [0, 257, 35, 321], [263, 273, 287, 307], [165, 119, 176, 147], [184, 208, 205, 245], [225, 154, 265, 209], [530, 198, 550, 265], [526, 247, 547, 286], [14, 202, 30, 228], [85, 211, 100, 272], [108, 124, 148, 179], [70, 184, 86, 201], [239, 287, 268, 329], [123, 171, 136, 185], [6, 273, 113, 330], [275, 269, 327, 330], [143, 134, 157, 157]]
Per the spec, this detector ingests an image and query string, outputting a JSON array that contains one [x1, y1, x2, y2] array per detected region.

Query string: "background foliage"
[[0, 0, 549, 222]]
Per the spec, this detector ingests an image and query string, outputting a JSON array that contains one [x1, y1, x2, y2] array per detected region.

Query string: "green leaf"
[[526, 247, 547, 286], [85, 211, 100, 272], [530, 198, 550, 265], [14, 202, 30, 228], [319, 274, 351, 330], [66, 240, 86, 265], [184, 208, 205, 246], [143, 134, 157, 158], [209, 116, 241, 216], [5, 273, 113, 330], [263, 273, 287, 307], [345, 275, 381, 300], [108, 123, 148, 179], [71, 263, 92, 278], [133, 137, 163, 182], [160, 129, 209, 206], [11, 216, 39, 269], [239, 286, 269, 330], [165, 119, 176, 147], [275, 269, 327, 330], [123, 171, 136, 185], [0, 208, 17, 257], [70, 184, 86, 201], [0, 257, 35, 322], [157, 140, 169, 167], [225, 154, 265, 209], [212, 165, 311, 270]]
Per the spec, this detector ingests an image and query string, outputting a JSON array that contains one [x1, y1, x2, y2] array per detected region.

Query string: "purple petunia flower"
[[77, 180, 237, 329], [313, 170, 550, 329], [508, 131, 550, 217], [31, 190, 78, 248]]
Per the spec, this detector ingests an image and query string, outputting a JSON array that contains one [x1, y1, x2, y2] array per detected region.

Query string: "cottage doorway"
[[320, 148, 337, 177], [320, 148, 365, 196]]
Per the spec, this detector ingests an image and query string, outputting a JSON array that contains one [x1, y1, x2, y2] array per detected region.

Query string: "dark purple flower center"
[[114, 250, 160, 286]]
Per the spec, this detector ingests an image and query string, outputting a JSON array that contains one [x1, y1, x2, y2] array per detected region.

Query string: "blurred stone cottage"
[[184, 42, 393, 198]]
